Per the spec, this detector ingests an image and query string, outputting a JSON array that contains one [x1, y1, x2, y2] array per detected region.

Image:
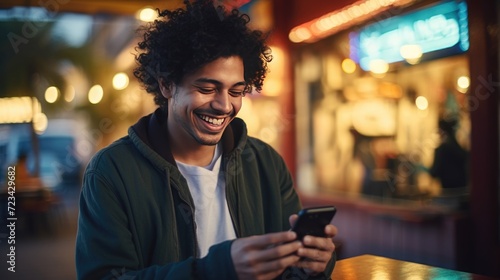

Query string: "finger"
[[296, 243, 333, 274], [261, 240, 303, 260], [302, 235, 335, 252], [296, 257, 328, 273], [255, 252, 302, 275], [289, 214, 298, 227], [296, 246, 332, 262], [254, 240, 302, 263], [325, 224, 338, 237], [237, 239, 302, 279], [246, 231, 298, 249], [265, 231, 298, 245]]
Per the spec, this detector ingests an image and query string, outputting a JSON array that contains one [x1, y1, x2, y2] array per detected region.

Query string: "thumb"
[[289, 214, 298, 228]]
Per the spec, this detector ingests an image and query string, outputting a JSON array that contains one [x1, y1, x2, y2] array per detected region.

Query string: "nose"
[[211, 90, 232, 114]]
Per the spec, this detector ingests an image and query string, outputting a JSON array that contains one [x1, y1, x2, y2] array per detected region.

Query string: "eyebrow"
[[194, 78, 246, 87]]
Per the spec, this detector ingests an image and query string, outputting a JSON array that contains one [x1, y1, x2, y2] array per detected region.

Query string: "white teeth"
[[200, 115, 224, 126]]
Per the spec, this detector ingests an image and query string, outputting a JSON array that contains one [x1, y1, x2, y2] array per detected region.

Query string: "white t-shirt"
[[176, 144, 237, 258]]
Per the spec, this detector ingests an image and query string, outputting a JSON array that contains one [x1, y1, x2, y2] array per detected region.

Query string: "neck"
[[169, 136, 216, 167]]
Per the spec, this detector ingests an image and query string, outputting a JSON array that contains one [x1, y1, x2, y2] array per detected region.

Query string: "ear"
[[159, 79, 175, 99]]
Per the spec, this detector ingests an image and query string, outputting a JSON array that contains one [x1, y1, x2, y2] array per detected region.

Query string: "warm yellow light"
[[19, 98, 31, 122], [32, 97, 42, 116], [415, 96, 428, 110], [0, 97, 37, 124], [88, 84, 104, 104], [262, 46, 285, 96], [45, 86, 59, 103], [113, 72, 129, 90], [341, 58, 356, 74], [115, 46, 136, 70], [457, 76, 470, 93], [137, 7, 157, 22], [400, 44, 422, 65], [65, 85, 76, 102], [289, 27, 312, 43], [33, 112, 48, 134], [289, 0, 408, 43], [259, 127, 278, 144], [314, 17, 332, 32], [369, 59, 389, 74], [237, 97, 260, 135], [262, 79, 283, 97]]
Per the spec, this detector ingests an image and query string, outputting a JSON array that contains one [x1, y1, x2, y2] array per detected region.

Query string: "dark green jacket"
[[76, 108, 335, 279]]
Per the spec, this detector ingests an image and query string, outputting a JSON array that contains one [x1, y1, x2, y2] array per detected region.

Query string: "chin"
[[195, 135, 222, 146]]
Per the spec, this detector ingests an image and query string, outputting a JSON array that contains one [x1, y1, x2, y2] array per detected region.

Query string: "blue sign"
[[350, 0, 469, 71]]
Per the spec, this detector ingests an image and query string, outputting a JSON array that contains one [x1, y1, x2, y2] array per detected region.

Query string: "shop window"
[[295, 44, 470, 207]]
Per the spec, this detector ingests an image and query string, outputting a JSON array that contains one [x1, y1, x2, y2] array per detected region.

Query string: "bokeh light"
[[415, 96, 429, 110], [88, 84, 104, 104], [45, 86, 59, 103], [112, 72, 129, 90]]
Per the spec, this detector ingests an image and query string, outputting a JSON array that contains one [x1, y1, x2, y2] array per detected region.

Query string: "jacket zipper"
[[170, 180, 199, 258], [224, 155, 241, 238]]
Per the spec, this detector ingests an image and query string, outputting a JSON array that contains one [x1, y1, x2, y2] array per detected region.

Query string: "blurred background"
[[0, 0, 498, 279]]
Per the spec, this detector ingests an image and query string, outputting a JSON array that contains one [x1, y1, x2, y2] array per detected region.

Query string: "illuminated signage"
[[350, 0, 469, 71]]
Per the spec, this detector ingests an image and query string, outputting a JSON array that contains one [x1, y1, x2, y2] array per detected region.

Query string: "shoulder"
[[243, 136, 288, 170], [85, 136, 136, 174], [245, 136, 280, 156], [230, 118, 283, 160], [246, 136, 273, 149]]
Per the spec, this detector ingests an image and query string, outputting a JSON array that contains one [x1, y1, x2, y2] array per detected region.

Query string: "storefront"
[[288, 0, 500, 276], [293, 0, 471, 201], [285, 0, 499, 275]]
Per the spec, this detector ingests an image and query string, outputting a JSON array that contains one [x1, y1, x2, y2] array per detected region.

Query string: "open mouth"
[[197, 114, 225, 126]]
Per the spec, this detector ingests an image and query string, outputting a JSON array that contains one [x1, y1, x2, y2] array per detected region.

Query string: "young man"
[[75, 0, 337, 279]]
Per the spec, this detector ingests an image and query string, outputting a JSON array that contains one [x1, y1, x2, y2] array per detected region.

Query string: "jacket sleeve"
[[75, 169, 237, 280]]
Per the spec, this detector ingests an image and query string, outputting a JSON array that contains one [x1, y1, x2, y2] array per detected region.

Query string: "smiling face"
[[161, 56, 246, 152]]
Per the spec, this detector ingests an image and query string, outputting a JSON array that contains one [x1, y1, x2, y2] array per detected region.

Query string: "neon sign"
[[350, 0, 469, 71]]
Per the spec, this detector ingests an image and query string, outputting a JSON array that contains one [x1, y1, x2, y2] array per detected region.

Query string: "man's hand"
[[289, 214, 338, 275], [231, 231, 303, 280]]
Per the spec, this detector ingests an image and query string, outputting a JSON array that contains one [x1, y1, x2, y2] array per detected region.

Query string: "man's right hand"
[[231, 231, 302, 280]]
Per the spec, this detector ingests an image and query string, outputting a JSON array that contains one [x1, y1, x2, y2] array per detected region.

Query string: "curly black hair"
[[134, 0, 272, 109]]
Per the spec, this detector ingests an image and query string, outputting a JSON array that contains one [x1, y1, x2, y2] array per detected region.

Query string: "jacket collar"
[[131, 107, 247, 165]]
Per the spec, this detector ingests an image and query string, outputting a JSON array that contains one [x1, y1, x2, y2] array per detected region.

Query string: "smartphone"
[[291, 206, 337, 240]]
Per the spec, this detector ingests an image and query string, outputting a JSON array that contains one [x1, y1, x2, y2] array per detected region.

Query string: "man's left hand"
[[288, 215, 338, 275]]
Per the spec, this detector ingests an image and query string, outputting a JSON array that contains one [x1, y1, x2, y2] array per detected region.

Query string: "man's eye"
[[197, 87, 216, 94], [229, 90, 245, 97]]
